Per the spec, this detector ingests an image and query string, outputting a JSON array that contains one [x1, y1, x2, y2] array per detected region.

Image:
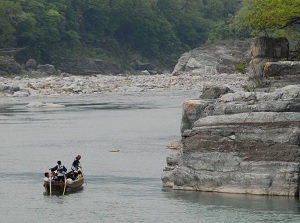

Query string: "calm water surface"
[[0, 91, 299, 223]]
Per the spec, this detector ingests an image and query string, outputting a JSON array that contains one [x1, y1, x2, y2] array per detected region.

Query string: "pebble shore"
[[0, 73, 249, 98]]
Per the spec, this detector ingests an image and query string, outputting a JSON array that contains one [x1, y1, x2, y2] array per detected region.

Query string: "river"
[[0, 90, 299, 223]]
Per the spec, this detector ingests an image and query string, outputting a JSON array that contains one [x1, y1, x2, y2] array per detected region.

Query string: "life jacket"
[[57, 164, 65, 176]]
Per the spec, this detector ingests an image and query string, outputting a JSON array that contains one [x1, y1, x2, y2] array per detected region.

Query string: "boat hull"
[[43, 177, 85, 195]]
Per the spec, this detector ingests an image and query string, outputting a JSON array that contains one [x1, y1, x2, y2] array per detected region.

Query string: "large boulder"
[[0, 83, 20, 93], [172, 40, 251, 75], [37, 64, 57, 75], [251, 37, 289, 60], [263, 61, 300, 76], [200, 85, 230, 99], [0, 56, 22, 75], [249, 37, 289, 79], [25, 59, 37, 70]]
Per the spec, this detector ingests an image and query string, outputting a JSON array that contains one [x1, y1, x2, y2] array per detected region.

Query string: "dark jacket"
[[72, 159, 80, 170], [51, 164, 67, 176]]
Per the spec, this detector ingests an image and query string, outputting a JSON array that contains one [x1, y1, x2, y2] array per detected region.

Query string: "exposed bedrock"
[[162, 85, 300, 196]]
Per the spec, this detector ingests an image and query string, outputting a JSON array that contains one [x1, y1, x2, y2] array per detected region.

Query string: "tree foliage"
[[0, 0, 22, 48], [1, 0, 243, 68], [234, 0, 300, 34]]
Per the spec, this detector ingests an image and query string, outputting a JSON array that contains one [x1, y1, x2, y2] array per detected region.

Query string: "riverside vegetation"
[[0, 0, 244, 70], [1, 0, 300, 73]]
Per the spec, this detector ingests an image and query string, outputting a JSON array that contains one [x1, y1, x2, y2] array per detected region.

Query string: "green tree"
[[234, 0, 300, 34], [0, 0, 247, 69], [15, 0, 82, 62], [108, 0, 181, 60], [156, 0, 209, 47], [0, 0, 22, 48], [76, 0, 110, 45]]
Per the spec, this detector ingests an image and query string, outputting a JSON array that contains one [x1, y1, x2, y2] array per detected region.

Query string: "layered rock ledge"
[[162, 85, 300, 196]]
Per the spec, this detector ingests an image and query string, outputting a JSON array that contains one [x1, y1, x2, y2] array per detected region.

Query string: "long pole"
[[49, 170, 52, 196], [63, 174, 67, 195]]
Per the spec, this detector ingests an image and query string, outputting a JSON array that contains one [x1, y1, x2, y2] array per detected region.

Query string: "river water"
[[0, 90, 300, 223]]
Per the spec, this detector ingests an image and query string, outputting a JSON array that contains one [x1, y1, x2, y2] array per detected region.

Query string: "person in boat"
[[51, 171, 58, 181], [65, 172, 74, 184], [71, 155, 81, 171], [50, 160, 67, 182], [44, 172, 50, 182], [77, 171, 83, 179], [66, 177, 73, 184], [73, 171, 79, 180]]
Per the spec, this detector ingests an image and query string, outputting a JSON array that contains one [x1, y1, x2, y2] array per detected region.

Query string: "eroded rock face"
[[172, 40, 251, 75], [162, 151, 299, 196], [251, 37, 289, 60], [162, 85, 300, 197], [264, 61, 300, 76], [263, 61, 300, 87], [249, 37, 290, 83]]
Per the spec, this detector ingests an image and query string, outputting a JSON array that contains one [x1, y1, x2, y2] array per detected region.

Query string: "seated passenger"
[[77, 171, 83, 179], [44, 172, 50, 182], [49, 171, 57, 181], [66, 177, 73, 184], [51, 172, 58, 181], [73, 171, 79, 180], [65, 173, 74, 184]]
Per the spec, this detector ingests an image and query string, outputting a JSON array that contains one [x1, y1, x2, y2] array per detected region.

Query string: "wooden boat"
[[43, 176, 85, 195]]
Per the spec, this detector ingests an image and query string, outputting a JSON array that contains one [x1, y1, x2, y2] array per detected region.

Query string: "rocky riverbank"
[[0, 40, 253, 98], [0, 72, 249, 98]]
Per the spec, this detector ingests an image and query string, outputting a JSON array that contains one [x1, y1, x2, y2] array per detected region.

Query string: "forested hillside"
[[0, 0, 244, 69], [1, 0, 299, 71]]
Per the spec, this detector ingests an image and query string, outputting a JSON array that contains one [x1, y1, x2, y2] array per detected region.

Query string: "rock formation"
[[0, 56, 22, 75], [249, 37, 290, 86], [162, 85, 300, 196], [250, 37, 289, 63], [172, 40, 251, 76], [162, 37, 300, 197], [263, 61, 300, 88], [248, 37, 300, 89]]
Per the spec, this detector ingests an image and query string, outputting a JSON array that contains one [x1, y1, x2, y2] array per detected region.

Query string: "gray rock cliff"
[[162, 85, 300, 196]]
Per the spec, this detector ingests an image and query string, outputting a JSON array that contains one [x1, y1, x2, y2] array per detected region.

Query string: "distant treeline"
[[0, 0, 245, 68]]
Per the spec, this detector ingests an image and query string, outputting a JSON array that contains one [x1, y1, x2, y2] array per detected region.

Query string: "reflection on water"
[[162, 188, 300, 213]]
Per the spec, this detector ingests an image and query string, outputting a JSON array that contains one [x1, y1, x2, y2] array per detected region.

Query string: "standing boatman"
[[71, 155, 81, 171], [50, 160, 67, 181]]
